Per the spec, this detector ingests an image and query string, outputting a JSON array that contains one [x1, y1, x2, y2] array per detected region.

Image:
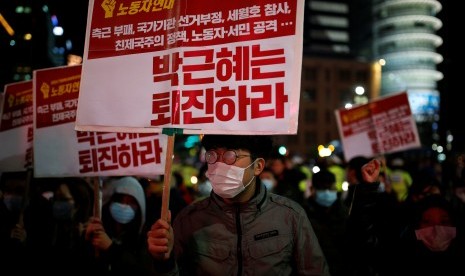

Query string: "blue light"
[[66, 39, 73, 50], [184, 135, 200, 148], [51, 15, 58, 26]]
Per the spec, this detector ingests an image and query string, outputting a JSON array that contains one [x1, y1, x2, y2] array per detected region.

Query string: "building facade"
[[279, 0, 444, 160], [275, 57, 380, 160]]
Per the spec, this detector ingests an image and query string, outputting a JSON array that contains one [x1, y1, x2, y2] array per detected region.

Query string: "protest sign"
[[0, 80, 33, 172], [76, 0, 305, 220], [75, 0, 305, 135], [335, 91, 421, 161], [33, 65, 168, 177]]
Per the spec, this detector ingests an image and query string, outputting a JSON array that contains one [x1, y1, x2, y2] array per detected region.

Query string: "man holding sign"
[[147, 134, 330, 275]]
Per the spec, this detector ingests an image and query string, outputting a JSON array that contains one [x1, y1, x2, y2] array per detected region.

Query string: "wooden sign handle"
[[161, 134, 175, 222]]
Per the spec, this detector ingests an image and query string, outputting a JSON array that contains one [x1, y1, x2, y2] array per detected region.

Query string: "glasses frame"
[[205, 149, 251, 165]]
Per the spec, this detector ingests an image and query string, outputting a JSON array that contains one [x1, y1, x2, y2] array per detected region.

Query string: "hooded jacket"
[[94, 176, 153, 275], [107, 176, 146, 234]]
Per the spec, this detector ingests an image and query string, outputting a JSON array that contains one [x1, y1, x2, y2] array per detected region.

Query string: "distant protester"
[[85, 176, 154, 275]]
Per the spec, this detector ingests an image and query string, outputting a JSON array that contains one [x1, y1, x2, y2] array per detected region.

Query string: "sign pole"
[[160, 128, 182, 222]]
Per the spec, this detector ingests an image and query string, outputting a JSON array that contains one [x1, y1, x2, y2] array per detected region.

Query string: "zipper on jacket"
[[235, 204, 243, 276]]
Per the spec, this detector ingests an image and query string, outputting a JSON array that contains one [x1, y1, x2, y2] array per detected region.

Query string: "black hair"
[[312, 169, 336, 189], [269, 153, 288, 163], [0, 171, 28, 193], [46, 177, 94, 223], [409, 173, 443, 196], [201, 134, 273, 159], [347, 155, 370, 183], [413, 194, 456, 226]]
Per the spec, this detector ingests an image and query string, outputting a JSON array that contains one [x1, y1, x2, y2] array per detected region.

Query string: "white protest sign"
[[335, 91, 421, 161], [33, 65, 168, 177], [76, 0, 305, 135]]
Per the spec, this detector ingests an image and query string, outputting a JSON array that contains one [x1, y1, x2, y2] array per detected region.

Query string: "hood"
[[107, 176, 146, 233]]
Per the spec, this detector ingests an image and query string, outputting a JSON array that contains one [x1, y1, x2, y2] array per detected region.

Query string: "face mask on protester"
[[3, 194, 23, 213], [52, 201, 75, 220], [415, 225, 457, 252], [315, 189, 338, 207], [110, 202, 136, 224], [206, 160, 256, 198], [262, 179, 274, 191]]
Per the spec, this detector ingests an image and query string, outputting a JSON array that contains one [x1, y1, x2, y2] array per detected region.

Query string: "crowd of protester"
[[1, 141, 465, 275]]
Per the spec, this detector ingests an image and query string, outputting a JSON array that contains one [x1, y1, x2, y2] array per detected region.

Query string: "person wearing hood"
[[85, 176, 153, 275]]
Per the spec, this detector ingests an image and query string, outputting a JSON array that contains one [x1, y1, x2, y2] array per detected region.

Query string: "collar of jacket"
[[210, 180, 268, 213]]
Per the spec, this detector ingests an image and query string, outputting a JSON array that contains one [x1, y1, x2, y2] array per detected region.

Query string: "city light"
[[341, 181, 349, 191], [355, 86, 365, 95], [312, 166, 320, 174], [53, 26, 64, 36], [0, 12, 14, 36], [317, 145, 333, 157], [354, 86, 368, 104], [15, 6, 31, 14]]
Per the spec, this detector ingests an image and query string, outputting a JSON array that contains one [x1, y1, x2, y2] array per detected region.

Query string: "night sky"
[[436, 2, 464, 152]]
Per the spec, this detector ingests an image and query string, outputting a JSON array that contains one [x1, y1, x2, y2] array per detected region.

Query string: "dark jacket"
[[306, 198, 349, 276], [154, 180, 330, 275], [344, 181, 398, 276], [395, 225, 465, 276]]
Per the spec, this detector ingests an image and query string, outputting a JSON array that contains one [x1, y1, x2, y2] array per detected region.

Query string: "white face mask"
[[415, 225, 457, 252], [206, 160, 256, 198]]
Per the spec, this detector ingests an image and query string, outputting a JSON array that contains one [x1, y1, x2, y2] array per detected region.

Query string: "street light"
[[354, 86, 368, 105]]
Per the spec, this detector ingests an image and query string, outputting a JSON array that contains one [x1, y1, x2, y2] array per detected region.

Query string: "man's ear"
[[254, 158, 266, 175]]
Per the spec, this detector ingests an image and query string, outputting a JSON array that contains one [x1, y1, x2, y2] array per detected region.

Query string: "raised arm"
[[361, 159, 381, 183]]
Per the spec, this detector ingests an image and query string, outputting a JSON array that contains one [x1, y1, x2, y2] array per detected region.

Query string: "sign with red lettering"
[[335, 91, 421, 161], [33, 65, 168, 177], [76, 0, 304, 134], [0, 80, 33, 172]]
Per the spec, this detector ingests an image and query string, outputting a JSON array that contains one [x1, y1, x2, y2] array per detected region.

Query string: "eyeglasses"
[[205, 150, 251, 165]]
